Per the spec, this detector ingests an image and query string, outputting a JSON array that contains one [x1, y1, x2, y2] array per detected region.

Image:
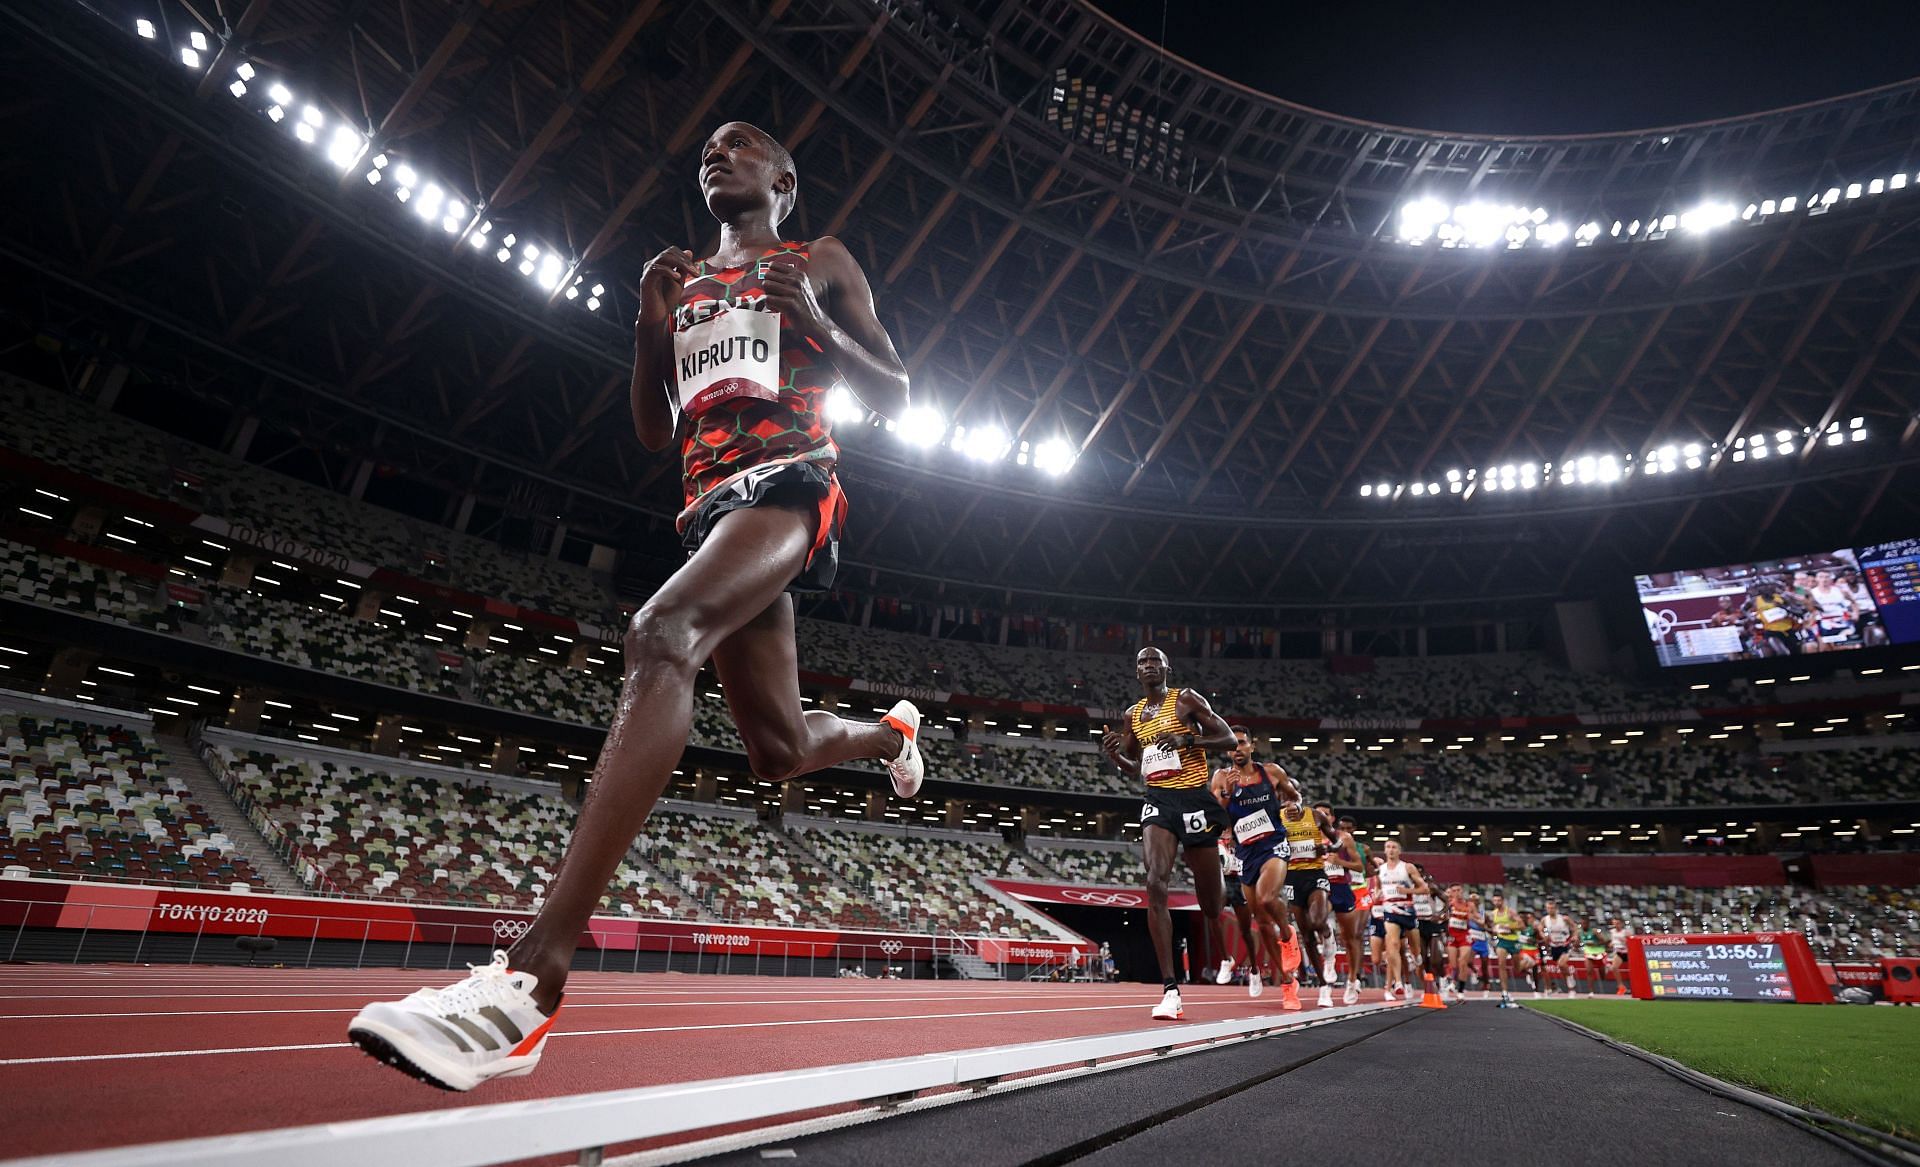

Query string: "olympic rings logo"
[[879, 940, 904, 956], [1061, 889, 1143, 907], [491, 919, 532, 941]]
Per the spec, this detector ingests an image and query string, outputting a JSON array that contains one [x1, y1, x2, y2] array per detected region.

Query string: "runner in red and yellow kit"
[[350, 121, 925, 1092]]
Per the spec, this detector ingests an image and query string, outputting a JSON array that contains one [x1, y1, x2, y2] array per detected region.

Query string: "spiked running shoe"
[[1248, 971, 1264, 999], [1281, 981, 1302, 1011], [1151, 988, 1184, 1020], [348, 950, 560, 1092], [1215, 958, 1234, 986], [882, 700, 924, 797]]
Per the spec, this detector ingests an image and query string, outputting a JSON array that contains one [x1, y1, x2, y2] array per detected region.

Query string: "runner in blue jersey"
[[1209, 726, 1301, 1010]]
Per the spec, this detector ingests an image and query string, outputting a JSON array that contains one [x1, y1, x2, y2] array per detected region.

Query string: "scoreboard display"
[[1627, 932, 1832, 1004]]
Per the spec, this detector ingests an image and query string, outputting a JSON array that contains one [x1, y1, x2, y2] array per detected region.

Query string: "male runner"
[[1218, 833, 1258, 988], [1518, 911, 1543, 995], [1413, 880, 1449, 995], [1539, 900, 1575, 996], [1103, 647, 1236, 1019], [1606, 916, 1634, 995], [1375, 840, 1429, 1000], [1488, 891, 1522, 1006], [1210, 728, 1302, 1009], [349, 122, 926, 1091], [1319, 807, 1367, 1006], [1577, 916, 1608, 995], [1466, 895, 1490, 995], [1277, 799, 1338, 986], [1445, 885, 1473, 997]]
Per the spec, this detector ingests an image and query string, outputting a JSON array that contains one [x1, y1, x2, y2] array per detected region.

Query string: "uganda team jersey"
[[1127, 690, 1209, 790], [672, 241, 838, 523]]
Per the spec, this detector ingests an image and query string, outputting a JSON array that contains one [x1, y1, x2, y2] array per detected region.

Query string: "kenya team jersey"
[[1128, 689, 1209, 790], [673, 241, 838, 526]]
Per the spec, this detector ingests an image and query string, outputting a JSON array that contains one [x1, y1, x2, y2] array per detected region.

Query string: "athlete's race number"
[[1182, 810, 1209, 836], [1139, 801, 1158, 823]]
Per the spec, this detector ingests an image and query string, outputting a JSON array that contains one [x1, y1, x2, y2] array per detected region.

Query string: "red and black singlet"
[[672, 241, 838, 527]]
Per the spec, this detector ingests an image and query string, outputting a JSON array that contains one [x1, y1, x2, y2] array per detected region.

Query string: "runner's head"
[[1383, 838, 1402, 861], [1491, 892, 1504, 909], [1229, 725, 1252, 766], [698, 121, 797, 225], [1134, 647, 1170, 689], [1545, 898, 1558, 915]]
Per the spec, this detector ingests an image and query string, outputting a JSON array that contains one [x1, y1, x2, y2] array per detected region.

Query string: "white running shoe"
[[1248, 972, 1264, 999], [347, 950, 559, 1092], [1151, 988, 1184, 1020], [1215, 958, 1234, 986], [882, 700, 924, 797], [1342, 981, 1361, 1006], [1317, 984, 1333, 1009]]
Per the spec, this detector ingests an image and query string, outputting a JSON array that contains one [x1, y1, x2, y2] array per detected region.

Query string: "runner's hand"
[[638, 247, 697, 329], [1100, 726, 1125, 758], [761, 256, 828, 340]]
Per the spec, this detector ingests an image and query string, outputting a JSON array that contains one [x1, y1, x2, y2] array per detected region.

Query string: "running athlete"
[[1445, 886, 1473, 997], [1577, 917, 1608, 995], [1366, 859, 1387, 990], [1217, 834, 1258, 988], [1277, 800, 1339, 986], [1413, 881, 1449, 994], [1374, 840, 1429, 1001], [1319, 807, 1367, 1006], [1488, 892, 1522, 1006], [349, 122, 926, 1091], [1538, 900, 1575, 996], [1103, 647, 1237, 1019], [1518, 912, 1543, 995], [1466, 896, 1490, 995], [1606, 917, 1634, 995], [1209, 729, 1302, 1010]]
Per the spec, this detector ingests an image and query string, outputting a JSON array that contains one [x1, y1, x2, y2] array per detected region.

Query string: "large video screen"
[[1635, 539, 1920, 666]]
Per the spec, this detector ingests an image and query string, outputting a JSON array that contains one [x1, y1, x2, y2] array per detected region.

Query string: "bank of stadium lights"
[[1361, 419, 1867, 498], [1398, 167, 1917, 252], [127, 18, 613, 318], [878, 402, 1077, 476]]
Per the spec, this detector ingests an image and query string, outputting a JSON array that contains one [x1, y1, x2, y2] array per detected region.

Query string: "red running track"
[[0, 964, 1393, 1160]]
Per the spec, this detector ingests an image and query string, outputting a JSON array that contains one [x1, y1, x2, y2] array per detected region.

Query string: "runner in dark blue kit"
[[1209, 727, 1302, 1010]]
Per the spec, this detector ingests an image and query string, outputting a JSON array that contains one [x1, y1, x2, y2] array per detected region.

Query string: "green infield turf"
[[1528, 999, 1920, 1139]]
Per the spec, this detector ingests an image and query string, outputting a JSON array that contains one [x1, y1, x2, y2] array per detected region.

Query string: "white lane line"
[[0, 987, 1139, 1003], [0, 1000, 1273, 1065], [0, 992, 1152, 1020]]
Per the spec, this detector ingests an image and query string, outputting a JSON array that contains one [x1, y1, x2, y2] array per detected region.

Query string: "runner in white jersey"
[[1366, 859, 1387, 992], [1375, 840, 1429, 1000], [1606, 917, 1633, 996], [1538, 900, 1576, 997], [1317, 805, 1367, 1006]]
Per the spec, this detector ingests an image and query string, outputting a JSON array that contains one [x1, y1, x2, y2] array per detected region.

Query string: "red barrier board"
[[1627, 932, 1832, 1003], [0, 877, 1087, 964]]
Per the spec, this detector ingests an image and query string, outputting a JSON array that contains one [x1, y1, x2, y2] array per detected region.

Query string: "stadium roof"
[[3, 0, 1917, 622]]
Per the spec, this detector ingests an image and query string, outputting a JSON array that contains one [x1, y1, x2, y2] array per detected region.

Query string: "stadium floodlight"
[[371, 153, 390, 170], [1537, 221, 1570, 246], [564, 285, 579, 301], [1033, 437, 1076, 476], [1397, 198, 1447, 243], [442, 215, 463, 234], [1741, 204, 1757, 220], [1505, 224, 1530, 247], [1360, 484, 1374, 497], [266, 104, 284, 122], [1445, 469, 1461, 482], [326, 126, 363, 169], [228, 79, 247, 98], [267, 82, 292, 105], [1659, 214, 1678, 232], [590, 283, 604, 296], [180, 46, 201, 68], [394, 185, 410, 203], [517, 258, 535, 275], [896, 404, 946, 448], [537, 255, 565, 291], [1597, 455, 1621, 482], [585, 296, 601, 311], [958, 424, 1011, 463], [824, 386, 868, 426], [1375, 482, 1391, 497], [1895, 174, 1910, 191], [522, 242, 540, 261], [365, 168, 382, 186], [446, 199, 468, 222], [417, 182, 446, 218], [135, 18, 155, 37], [1680, 202, 1737, 232], [293, 120, 315, 144], [189, 30, 209, 51], [1775, 428, 1793, 443], [1760, 199, 1776, 216], [1456, 203, 1514, 248], [1573, 222, 1601, 245], [301, 105, 323, 127], [1780, 195, 1798, 213], [393, 163, 417, 188], [1869, 179, 1885, 195], [467, 228, 487, 248], [236, 62, 255, 81], [495, 247, 511, 262], [1410, 482, 1425, 496], [1846, 183, 1863, 199], [1824, 186, 1843, 205]]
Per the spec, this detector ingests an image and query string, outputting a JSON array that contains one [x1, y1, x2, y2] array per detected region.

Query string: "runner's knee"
[[624, 604, 705, 675], [740, 727, 806, 781], [1144, 871, 1171, 903]]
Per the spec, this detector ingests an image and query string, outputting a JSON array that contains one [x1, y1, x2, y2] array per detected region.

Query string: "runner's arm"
[[1176, 688, 1236, 752], [631, 246, 698, 451], [1209, 768, 1232, 807], [1333, 832, 1362, 869], [1101, 720, 1141, 778], [789, 236, 909, 418], [1406, 863, 1431, 895]]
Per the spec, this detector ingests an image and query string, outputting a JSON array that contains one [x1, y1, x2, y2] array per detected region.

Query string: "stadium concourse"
[[6, 0, 1920, 1162]]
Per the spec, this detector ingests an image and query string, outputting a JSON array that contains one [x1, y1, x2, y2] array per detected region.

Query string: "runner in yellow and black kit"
[[1488, 892, 1523, 1007], [1102, 647, 1237, 1020], [1277, 801, 1339, 993]]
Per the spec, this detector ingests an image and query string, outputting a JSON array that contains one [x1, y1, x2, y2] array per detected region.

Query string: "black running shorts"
[[1140, 786, 1227, 847], [1282, 868, 1330, 905], [679, 460, 847, 594]]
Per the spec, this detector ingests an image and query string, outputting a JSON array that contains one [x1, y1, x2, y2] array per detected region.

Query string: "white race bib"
[[673, 307, 781, 416], [1760, 606, 1787, 623], [1139, 742, 1180, 780], [1233, 810, 1274, 844]]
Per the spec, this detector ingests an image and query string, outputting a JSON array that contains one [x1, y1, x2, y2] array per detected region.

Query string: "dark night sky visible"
[[1092, 0, 1920, 135]]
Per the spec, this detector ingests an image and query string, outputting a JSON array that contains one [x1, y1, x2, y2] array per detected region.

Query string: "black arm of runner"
[[1101, 720, 1141, 778], [805, 236, 909, 418], [1177, 689, 1236, 752]]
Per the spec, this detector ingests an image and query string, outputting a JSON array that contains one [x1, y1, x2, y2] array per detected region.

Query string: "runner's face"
[[1135, 650, 1168, 687], [1384, 840, 1400, 860], [698, 122, 788, 214], [1231, 732, 1251, 766]]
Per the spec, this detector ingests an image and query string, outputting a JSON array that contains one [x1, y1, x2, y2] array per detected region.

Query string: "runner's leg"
[[506, 505, 819, 1007], [1143, 827, 1181, 986], [710, 595, 903, 778], [1185, 844, 1230, 981]]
